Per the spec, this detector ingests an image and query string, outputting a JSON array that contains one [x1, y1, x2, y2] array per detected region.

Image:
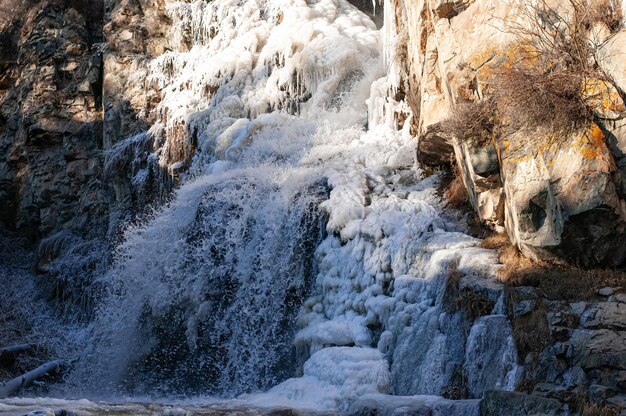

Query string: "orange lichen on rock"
[[574, 123, 610, 162], [582, 78, 626, 115]]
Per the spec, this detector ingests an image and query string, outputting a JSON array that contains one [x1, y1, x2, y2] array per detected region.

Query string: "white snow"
[[141, 0, 382, 169]]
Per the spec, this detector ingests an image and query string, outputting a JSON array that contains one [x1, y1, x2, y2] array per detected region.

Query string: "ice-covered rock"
[[246, 347, 390, 411]]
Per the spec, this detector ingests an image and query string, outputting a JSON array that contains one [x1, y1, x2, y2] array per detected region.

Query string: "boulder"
[[416, 123, 454, 167], [500, 125, 626, 266]]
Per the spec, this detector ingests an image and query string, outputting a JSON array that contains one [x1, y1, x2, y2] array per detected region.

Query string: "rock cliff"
[[383, 0, 626, 411], [0, 0, 106, 241], [394, 0, 626, 268]]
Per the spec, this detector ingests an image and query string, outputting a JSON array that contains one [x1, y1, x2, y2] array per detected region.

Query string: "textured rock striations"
[[383, 0, 626, 411], [389, 0, 626, 268], [0, 0, 106, 240]]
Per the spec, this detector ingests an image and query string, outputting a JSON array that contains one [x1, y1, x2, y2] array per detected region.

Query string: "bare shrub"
[[440, 0, 626, 146], [510, 302, 551, 359], [443, 98, 496, 146], [444, 173, 469, 208], [443, 263, 494, 321], [490, 237, 626, 300], [492, 61, 591, 135], [587, 0, 623, 32], [480, 232, 511, 250], [502, 0, 626, 126]]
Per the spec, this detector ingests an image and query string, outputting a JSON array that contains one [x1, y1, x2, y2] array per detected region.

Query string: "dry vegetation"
[[442, 99, 496, 146], [581, 403, 621, 416], [481, 232, 626, 300], [444, 171, 469, 208], [444, 264, 494, 320], [443, 0, 625, 147]]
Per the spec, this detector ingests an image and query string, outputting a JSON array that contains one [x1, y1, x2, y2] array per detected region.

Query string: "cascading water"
[[66, 0, 385, 397], [75, 167, 329, 397], [2, 0, 522, 413]]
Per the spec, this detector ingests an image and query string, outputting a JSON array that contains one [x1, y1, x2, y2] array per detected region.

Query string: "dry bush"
[[443, 263, 494, 320], [440, 0, 625, 146], [500, 0, 626, 129], [493, 63, 591, 135], [503, 263, 626, 300], [0, 0, 39, 62], [444, 173, 469, 208], [454, 289, 494, 320], [491, 238, 626, 300], [506, 276, 552, 359], [496, 244, 535, 283], [480, 232, 511, 250], [587, 0, 623, 32], [443, 98, 496, 146]]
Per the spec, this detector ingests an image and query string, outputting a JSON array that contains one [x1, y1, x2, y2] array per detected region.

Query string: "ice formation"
[[26, 0, 521, 411]]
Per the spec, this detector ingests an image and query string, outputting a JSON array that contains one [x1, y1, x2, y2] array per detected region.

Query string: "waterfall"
[[74, 166, 329, 396], [10, 0, 521, 411]]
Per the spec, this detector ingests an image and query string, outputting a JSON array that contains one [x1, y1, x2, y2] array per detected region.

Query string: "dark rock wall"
[[0, 0, 106, 241]]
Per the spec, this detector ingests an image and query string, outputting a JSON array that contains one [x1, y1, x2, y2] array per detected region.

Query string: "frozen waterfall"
[[24, 0, 520, 411]]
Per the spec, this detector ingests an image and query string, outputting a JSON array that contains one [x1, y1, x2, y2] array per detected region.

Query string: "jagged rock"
[[513, 301, 535, 318], [500, 125, 626, 266], [454, 139, 504, 230], [598, 287, 618, 297], [479, 391, 563, 416], [0, 1, 107, 239], [416, 123, 454, 167], [580, 302, 626, 330], [570, 329, 626, 371]]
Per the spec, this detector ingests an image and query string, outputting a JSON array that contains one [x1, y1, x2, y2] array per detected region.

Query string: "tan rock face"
[[501, 126, 626, 266], [397, 0, 626, 267]]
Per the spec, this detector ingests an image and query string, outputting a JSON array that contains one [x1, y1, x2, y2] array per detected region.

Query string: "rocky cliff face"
[[383, 0, 626, 410], [391, 0, 626, 268], [0, 0, 106, 241]]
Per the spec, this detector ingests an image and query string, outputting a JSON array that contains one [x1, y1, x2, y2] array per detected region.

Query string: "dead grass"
[[443, 166, 470, 209], [444, 264, 494, 321], [480, 232, 511, 250], [581, 404, 620, 416], [483, 232, 626, 300], [508, 291, 551, 359]]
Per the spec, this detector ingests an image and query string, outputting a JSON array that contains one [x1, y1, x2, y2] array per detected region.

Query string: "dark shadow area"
[[347, 0, 384, 28]]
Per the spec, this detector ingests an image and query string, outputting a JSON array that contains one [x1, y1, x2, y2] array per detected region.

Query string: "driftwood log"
[[0, 344, 34, 362], [0, 360, 63, 398]]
